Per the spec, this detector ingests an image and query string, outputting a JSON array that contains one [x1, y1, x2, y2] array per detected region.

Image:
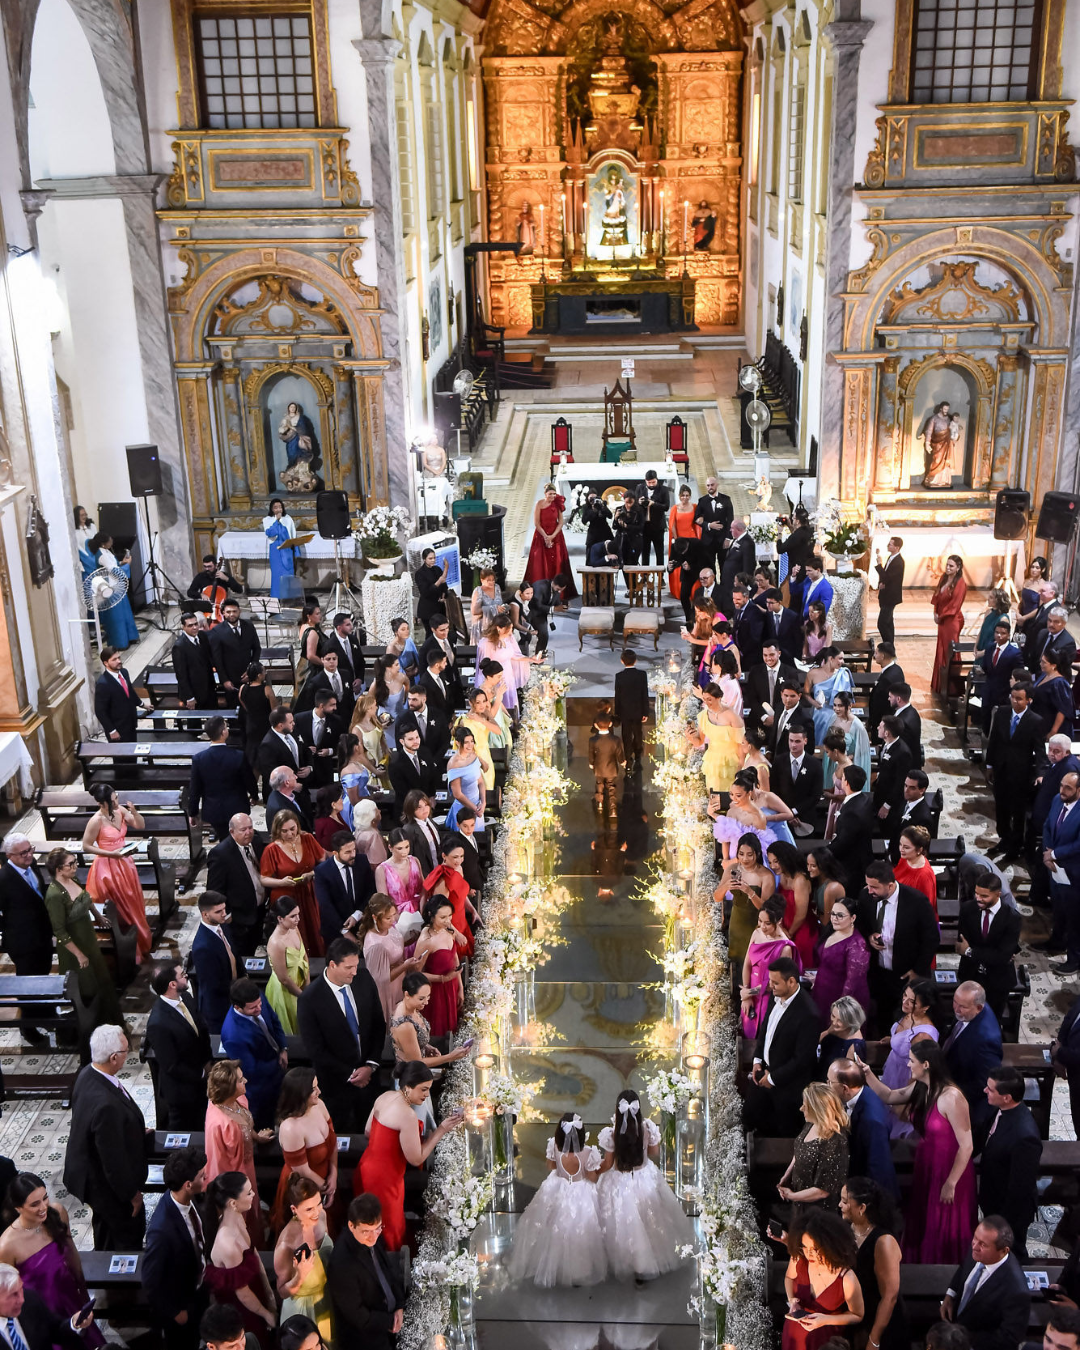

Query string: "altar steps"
[[496, 351, 553, 389]]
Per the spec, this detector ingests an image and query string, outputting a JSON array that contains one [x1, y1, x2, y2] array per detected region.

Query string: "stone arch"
[[896, 351, 997, 488]]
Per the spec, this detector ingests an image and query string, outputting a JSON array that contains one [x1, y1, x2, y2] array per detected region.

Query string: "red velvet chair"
[[666, 415, 689, 480], [550, 417, 574, 470]]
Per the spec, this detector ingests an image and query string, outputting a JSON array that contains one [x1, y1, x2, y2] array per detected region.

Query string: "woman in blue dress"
[[88, 531, 139, 650], [445, 726, 487, 832], [262, 498, 297, 599], [830, 689, 872, 778], [1032, 650, 1074, 740], [336, 732, 372, 829], [386, 619, 420, 682], [371, 656, 409, 751], [804, 647, 854, 744]]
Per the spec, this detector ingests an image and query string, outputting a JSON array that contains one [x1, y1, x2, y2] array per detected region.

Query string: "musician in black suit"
[[394, 687, 451, 763], [295, 937, 386, 1130], [694, 475, 734, 565], [743, 644, 800, 734], [856, 860, 939, 1027], [888, 682, 924, 767], [829, 767, 877, 887], [205, 814, 268, 960], [294, 650, 354, 721], [770, 727, 824, 834], [614, 649, 649, 766], [977, 1067, 1042, 1259], [0, 836, 55, 1044], [294, 692, 345, 790], [142, 1145, 209, 1350], [324, 611, 366, 693], [744, 957, 820, 1135], [145, 964, 213, 1131], [188, 718, 256, 842], [186, 555, 242, 602], [873, 716, 914, 835], [957, 871, 1021, 1019], [172, 615, 218, 710], [767, 685, 816, 756], [328, 1193, 406, 1350], [868, 644, 905, 743], [0, 1270, 89, 1350], [986, 684, 1045, 861], [635, 471, 671, 565], [730, 584, 765, 668], [207, 601, 261, 707], [63, 1026, 151, 1249], [313, 833, 377, 948], [94, 647, 149, 741], [874, 537, 905, 646], [388, 728, 441, 822], [256, 707, 312, 802], [940, 1217, 1031, 1350]]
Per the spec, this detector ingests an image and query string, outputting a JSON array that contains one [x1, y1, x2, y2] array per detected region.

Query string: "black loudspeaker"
[[125, 443, 162, 497], [456, 505, 507, 581], [97, 501, 147, 610], [994, 488, 1030, 540], [316, 490, 350, 540], [1037, 491, 1080, 543]]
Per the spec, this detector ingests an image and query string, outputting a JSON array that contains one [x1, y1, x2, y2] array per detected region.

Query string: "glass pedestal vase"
[[511, 970, 535, 1040], [659, 1110, 678, 1187], [698, 1291, 721, 1350], [675, 1095, 705, 1207], [448, 1283, 476, 1348], [493, 1107, 515, 1187]]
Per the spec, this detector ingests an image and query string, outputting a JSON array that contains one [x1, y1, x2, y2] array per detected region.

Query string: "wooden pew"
[[76, 739, 207, 792], [0, 973, 95, 1062]]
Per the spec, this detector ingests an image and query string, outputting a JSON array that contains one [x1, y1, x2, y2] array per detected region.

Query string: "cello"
[[201, 558, 234, 624]]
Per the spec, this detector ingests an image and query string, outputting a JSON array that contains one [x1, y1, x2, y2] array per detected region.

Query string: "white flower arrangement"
[[356, 504, 412, 557], [642, 1066, 697, 1116], [565, 483, 591, 533], [483, 1070, 528, 1117], [410, 1250, 480, 1291], [427, 1158, 494, 1241], [747, 520, 779, 545], [464, 545, 498, 571]]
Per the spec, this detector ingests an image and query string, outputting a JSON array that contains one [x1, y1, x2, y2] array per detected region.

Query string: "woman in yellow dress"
[[687, 682, 744, 793], [264, 896, 309, 1036], [454, 687, 504, 793], [273, 1175, 334, 1345], [667, 485, 701, 601]]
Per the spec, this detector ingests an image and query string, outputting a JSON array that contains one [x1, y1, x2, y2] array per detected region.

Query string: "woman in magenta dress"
[[524, 484, 577, 598], [81, 783, 152, 963], [0, 1173, 105, 1348], [932, 555, 967, 696], [203, 1172, 278, 1348], [376, 831, 425, 916], [766, 840, 818, 971], [811, 898, 870, 1027], [782, 1211, 864, 1350], [855, 1039, 976, 1263], [739, 897, 800, 1038]]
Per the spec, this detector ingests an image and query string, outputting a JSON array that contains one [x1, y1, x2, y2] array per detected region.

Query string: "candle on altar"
[[683, 199, 690, 254], [582, 199, 588, 249], [658, 188, 665, 251], [538, 202, 545, 254], [561, 191, 567, 242]]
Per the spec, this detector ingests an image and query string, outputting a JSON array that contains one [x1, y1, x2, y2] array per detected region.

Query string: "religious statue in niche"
[[516, 203, 536, 253], [692, 201, 717, 250], [599, 167, 629, 246], [919, 401, 962, 489], [277, 401, 320, 494], [25, 495, 53, 587]]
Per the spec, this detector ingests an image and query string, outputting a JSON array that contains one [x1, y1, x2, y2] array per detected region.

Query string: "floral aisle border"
[[646, 661, 770, 1350], [401, 668, 575, 1350]]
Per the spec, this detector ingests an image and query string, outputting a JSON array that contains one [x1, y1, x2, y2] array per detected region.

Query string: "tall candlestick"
[[659, 188, 665, 255], [683, 199, 690, 256], [538, 202, 545, 255], [582, 200, 588, 254], [561, 191, 566, 240]]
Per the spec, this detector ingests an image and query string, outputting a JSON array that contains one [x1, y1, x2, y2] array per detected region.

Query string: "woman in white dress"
[[596, 1090, 693, 1281], [508, 1114, 608, 1288]]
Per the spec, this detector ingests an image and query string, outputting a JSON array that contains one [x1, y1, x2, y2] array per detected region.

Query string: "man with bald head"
[[828, 1059, 898, 1196], [205, 812, 268, 960], [1042, 771, 1080, 974], [942, 981, 1003, 1130]]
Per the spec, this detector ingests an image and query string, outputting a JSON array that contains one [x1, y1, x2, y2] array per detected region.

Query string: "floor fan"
[[82, 566, 129, 650]]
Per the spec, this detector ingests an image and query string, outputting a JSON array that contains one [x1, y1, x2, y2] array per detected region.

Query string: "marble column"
[[218, 357, 251, 508], [1059, 260, 1080, 595], [873, 356, 900, 491], [819, 19, 873, 500], [354, 37, 411, 509]]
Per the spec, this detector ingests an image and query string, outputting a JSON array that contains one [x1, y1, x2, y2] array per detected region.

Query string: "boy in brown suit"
[[588, 713, 624, 814]]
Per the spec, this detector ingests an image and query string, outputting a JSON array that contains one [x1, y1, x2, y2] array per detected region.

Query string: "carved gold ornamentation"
[[884, 260, 1024, 326], [848, 226, 890, 293], [213, 275, 347, 336]]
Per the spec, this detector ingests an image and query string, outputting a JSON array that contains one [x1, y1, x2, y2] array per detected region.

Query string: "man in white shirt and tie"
[[143, 1145, 210, 1350], [395, 687, 450, 761], [940, 1218, 1031, 1349], [745, 958, 819, 1134], [314, 833, 377, 947], [422, 616, 464, 710], [446, 807, 484, 894], [0, 835, 54, 1044], [191, 892, 237, 1034]]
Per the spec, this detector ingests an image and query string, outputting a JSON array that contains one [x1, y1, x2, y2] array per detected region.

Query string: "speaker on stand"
[[317, 490, 361, 615], [1037, 492, 1080, 544], [123, 443, 185, 628]]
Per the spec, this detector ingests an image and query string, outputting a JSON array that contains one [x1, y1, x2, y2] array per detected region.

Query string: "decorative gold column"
[[873, 356, 901, 491], [835, 357, 878, 510], [342, 362, 392, 506], [990, 354, 1024, 489], [217, 352, 251, 509], [175, 363, 220, 556]]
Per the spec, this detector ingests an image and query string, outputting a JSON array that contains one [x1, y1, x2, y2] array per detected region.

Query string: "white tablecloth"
[[0, 731, 34, 796], [360, 575, 414, 644], [555, 461, 680, 498], [217, 530, 359, 560]]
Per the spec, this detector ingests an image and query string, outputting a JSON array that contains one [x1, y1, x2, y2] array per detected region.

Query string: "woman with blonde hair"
[[357, 893, 424, 1022], [349, 690, 389, 772], [776, 1082, 851, 1221], [818, 995, 868, 1074], [205, 1059, 273, 1245]]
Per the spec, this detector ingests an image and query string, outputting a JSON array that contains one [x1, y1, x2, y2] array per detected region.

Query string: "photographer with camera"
[[635, 470, 671, 566]]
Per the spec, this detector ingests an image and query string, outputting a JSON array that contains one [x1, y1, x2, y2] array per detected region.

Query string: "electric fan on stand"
[[82, 566, 129, 650]]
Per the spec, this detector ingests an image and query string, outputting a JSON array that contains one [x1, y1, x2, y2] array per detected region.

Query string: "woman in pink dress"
[[81, 782, 152, 962], [854, 1039, 976, 1263], [766, 840, 819, 971], [475, 614, 533, 712], [739, 897, 800, 1038], [204, 1060, 274, 1248], [932, 555, 967, 695], [358, 894, 423, 1023], [376, 831, 425, 917], [524, 484, 577, 598]]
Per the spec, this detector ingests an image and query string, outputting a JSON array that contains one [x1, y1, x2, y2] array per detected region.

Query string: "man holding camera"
[[634, 471, 671, 566]]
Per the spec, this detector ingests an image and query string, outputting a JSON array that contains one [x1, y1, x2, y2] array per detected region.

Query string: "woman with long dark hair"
[[879, 978, 939, 1138], [767, 840, 818, 970], [279, 1315, 325, 1350], [806, 848, 847, 924], [239, 663, 276, 771], [264, 895, 308, 1035], [782, 1210, 863, 1350], [271, 1068, 337, 1232], [262, 498, 297, 599], [840, 1177, 908, 1350], [203, 1171, 278, 1347], [715, 830, 776, 963], [412, 896, 464, 1035], [43, 848, 123, 1027], [932, 555, 967, 695], [595, 1089, 693, 1280], [296, 602, 324, 686], [415, 547, 449, 633], [273, 1174, 333, 1338]]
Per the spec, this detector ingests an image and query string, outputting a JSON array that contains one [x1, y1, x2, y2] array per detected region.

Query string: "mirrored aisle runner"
[[471, 698, 699, 1350]]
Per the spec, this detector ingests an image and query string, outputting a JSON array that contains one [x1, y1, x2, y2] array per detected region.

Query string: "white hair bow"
[[617, 1099, 640, 1133], [569, 1114, 583, 1131]]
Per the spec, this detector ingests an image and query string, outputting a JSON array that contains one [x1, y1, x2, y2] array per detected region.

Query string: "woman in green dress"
[[265, 897, 309, 1036], [713, 832, 776, 964], [273, 1174, 334, 1345], [43, 848, 123, 1027]]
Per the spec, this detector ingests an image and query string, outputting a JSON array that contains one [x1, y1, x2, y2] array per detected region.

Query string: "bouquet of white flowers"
[[483, 1071, 527, 1117], [565, 484, 590, 534], [356, 504, 412, 558], [428, 1167, 493, 1241], [642, 1066, 697, 1116], [410, 1250, 480, 1291], [464, 545, 498, 571]]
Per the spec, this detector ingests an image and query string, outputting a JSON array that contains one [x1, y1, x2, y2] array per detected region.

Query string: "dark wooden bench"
[[0, 973, 95, 1059], [836, 639, 875, 673], [76, 739, 208, 792]]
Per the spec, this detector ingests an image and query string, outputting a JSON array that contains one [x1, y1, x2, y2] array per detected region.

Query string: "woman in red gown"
[[524, 484, 577, 597], [260, 811, 326, 957], [271, 1067, 338, 1233], [82, 784, 152, 962], [355, 1062, 463, 1250], [422, 843, 475, 958], [782, 1211, 864, 1350], [932, 554, 967, 695]]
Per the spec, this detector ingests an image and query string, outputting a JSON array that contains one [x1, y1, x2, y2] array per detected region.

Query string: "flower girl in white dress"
[[508, 1113, 609, 1287], [596, 1090, 694, 1281]]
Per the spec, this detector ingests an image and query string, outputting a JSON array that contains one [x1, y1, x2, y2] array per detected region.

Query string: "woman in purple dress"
[[0, 1173, 105, 1347], [811, 900, 870, 1027], [854, 1040, 976, 1264], [739, 896, 800, 1038], [880, 978, 940, 1137]]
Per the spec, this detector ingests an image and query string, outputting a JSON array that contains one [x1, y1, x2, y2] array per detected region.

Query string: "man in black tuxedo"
[[266, 766, 313, 833], [694, 475, 734, 566], [744, 957, 819, 1135], [614, 649, 649, 767], [0, 835, 54, 1044], [205, 813, 268, 960], [295, 649, 354, 721], [0, 1268, 90, 1350], [874, 537, 905, 646], [770, 728, 823, 836], [172, 614, 218, 710], [324, 611, 367, 695], [207, 600, 261, 707], [888, 682, 924, 767], [762, 590, 802, 665], [856, 859, 939, 1030], [328, 1193, 406, 1350], [394, 687, 451, 763], [526, 577, 570, 657], [296, 937, 386, 1130], [986, 684, 1045, 862], [143, 1145, 209, 1350], [294, 691, 345, 790], [402, 794, 445, 876], [729, 584, 765, 669], [145, 963, 213, 1130], [957, 870, 1021, 1019], [190, 892, 236, 1034], [977, 1067, 1042, 1259], [188, 717, 255, 841], [63, 1025, 151, 1249], [743, 642, 799, 735], [767, 684, 816, 756], [94, 647, 150, 741], [256, 707, 312, 802], [447, 810, 484, 894], [893, 769, 934, 840], [867, 643, 904, 743], [388, 727, 441, 823], [720, 521, 756, 614], [830, 767, 877, 885], [873, 715, 914, 838], [635, 470, 670, 565], [419, 649, 453, 720], [940, 1217, 1031, 1350], [314, 832, 378, 948], [420, 615, 465, 710]]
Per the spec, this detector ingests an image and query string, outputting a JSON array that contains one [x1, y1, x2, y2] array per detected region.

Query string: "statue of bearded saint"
[[920, 400, 959, 489], [599, 168, 629, 247]]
